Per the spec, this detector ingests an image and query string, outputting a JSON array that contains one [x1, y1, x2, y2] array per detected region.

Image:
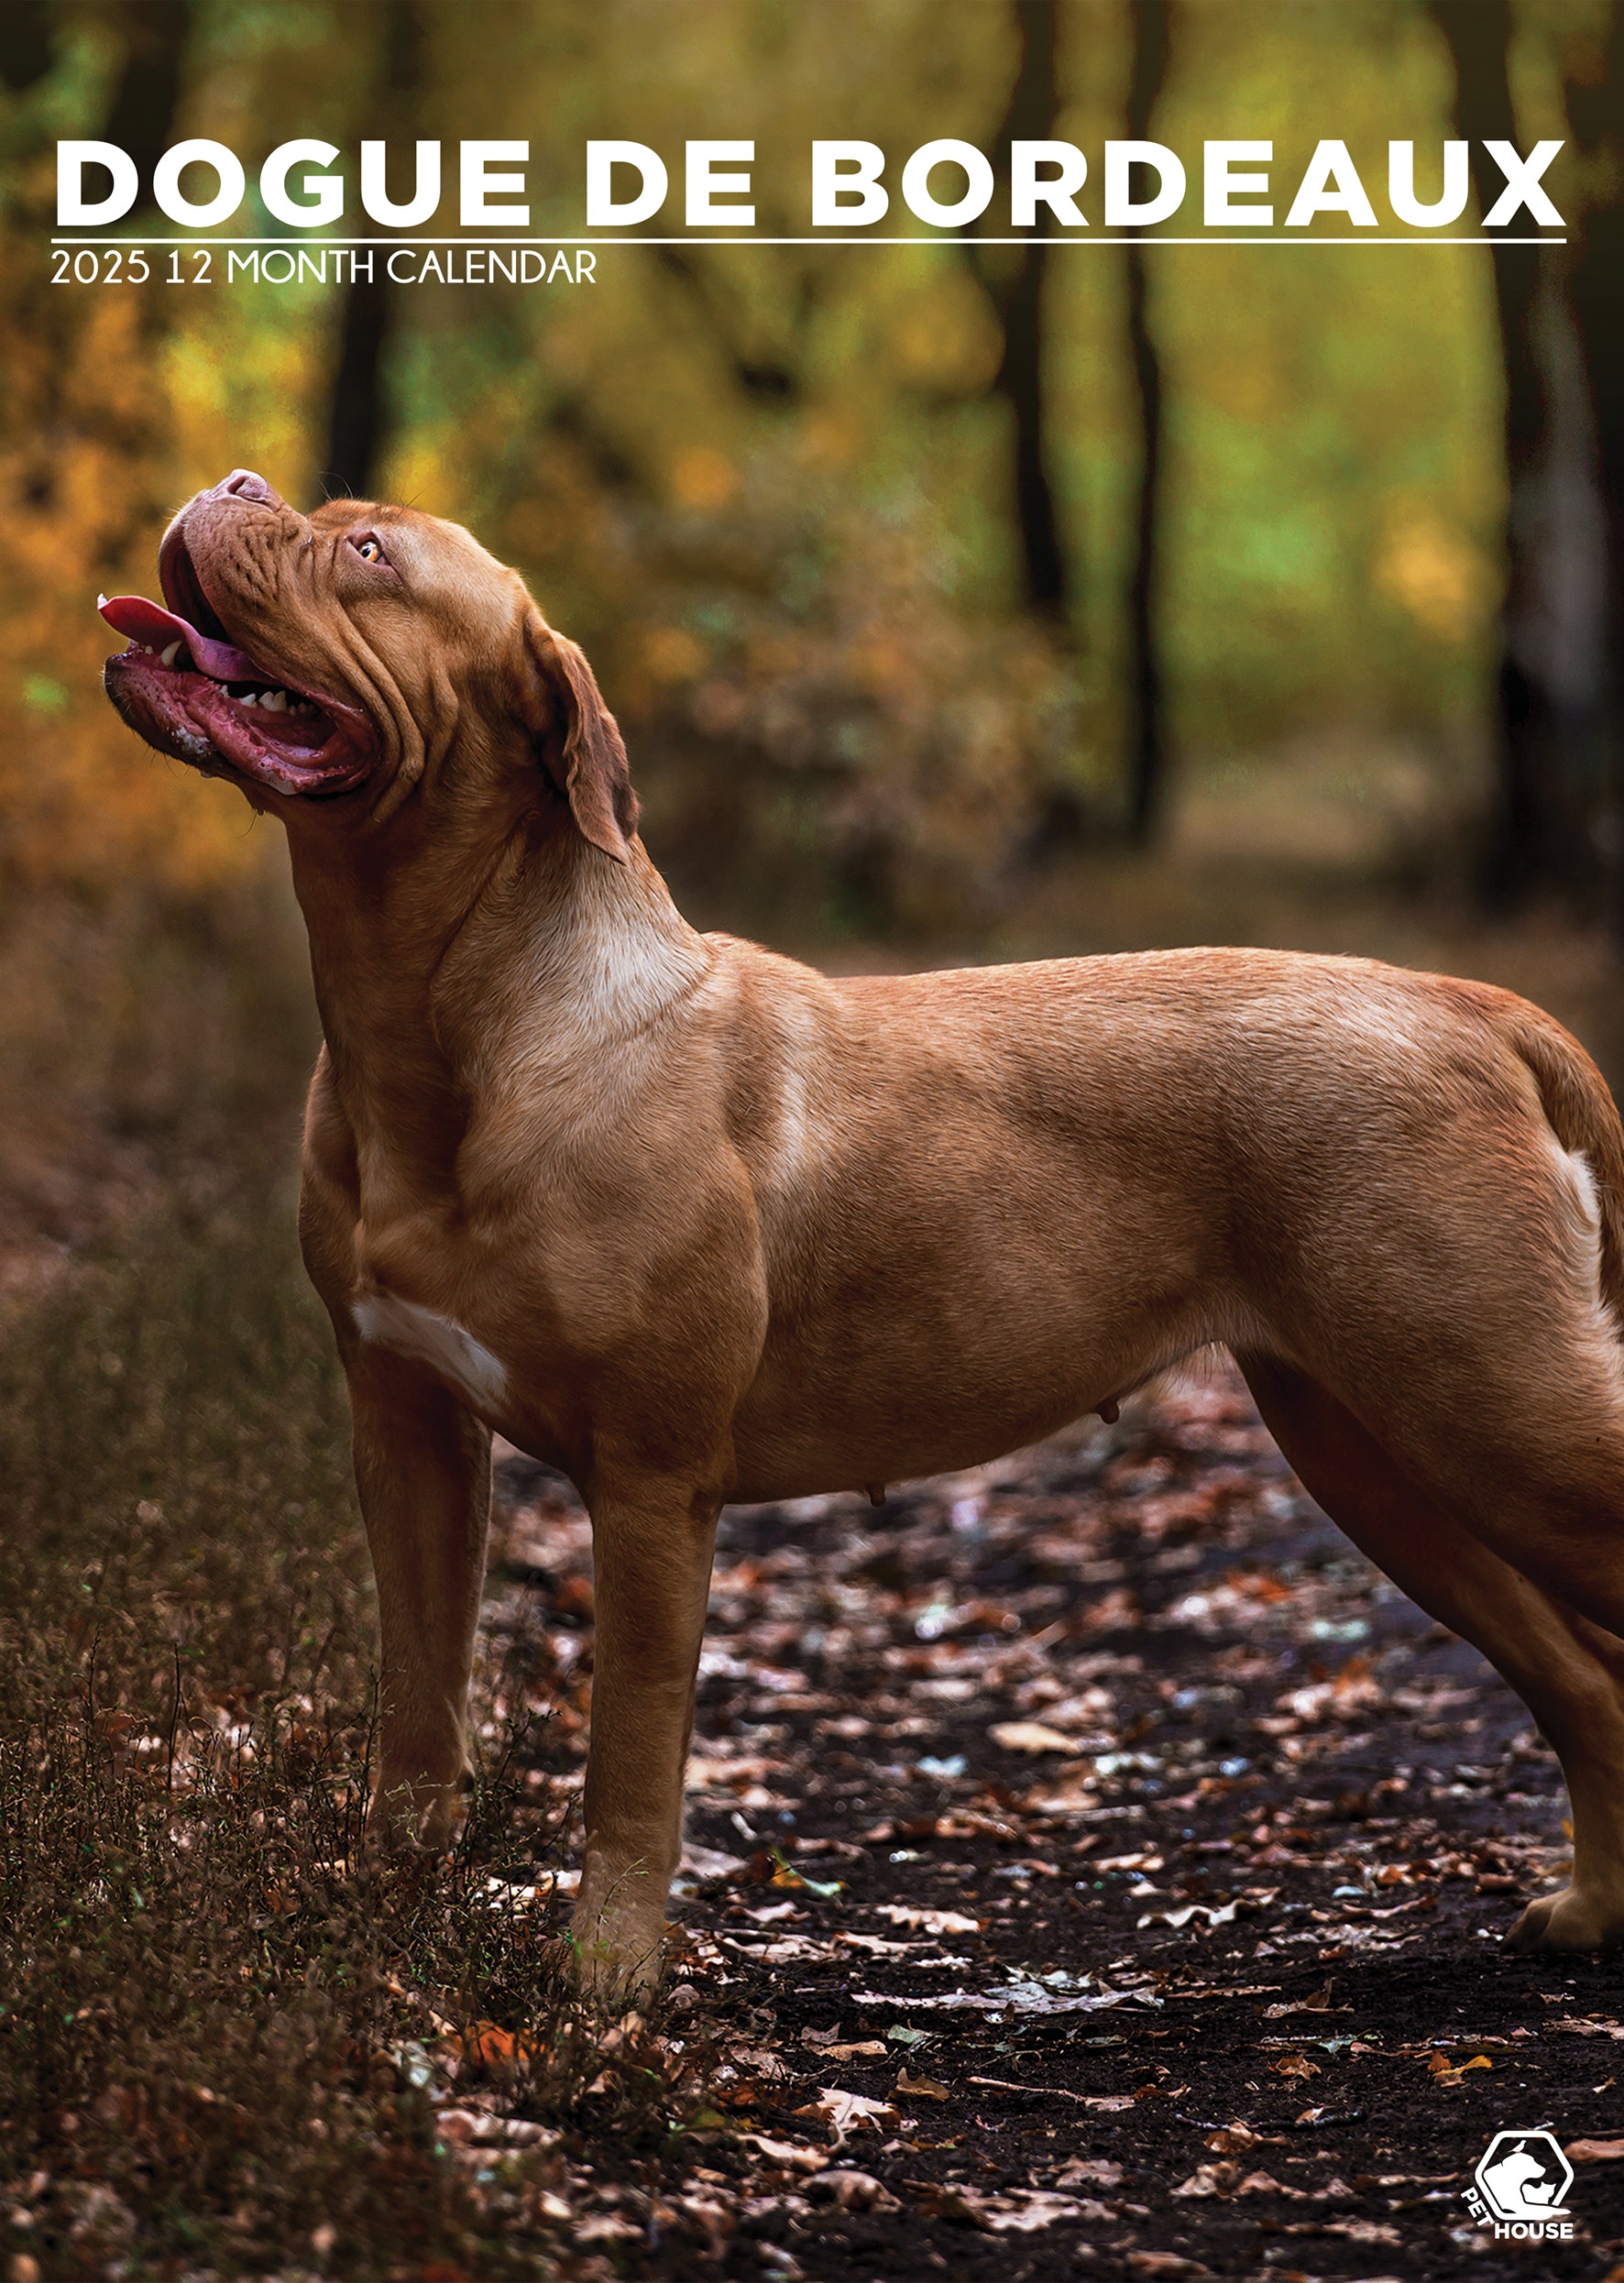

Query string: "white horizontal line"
[[51, 233, 1564, 247]]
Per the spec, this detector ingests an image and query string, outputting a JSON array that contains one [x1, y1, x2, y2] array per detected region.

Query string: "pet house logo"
[[1464, 2130, 1575, 2240]]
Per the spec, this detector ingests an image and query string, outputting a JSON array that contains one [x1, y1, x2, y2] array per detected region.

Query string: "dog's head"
[[99, 469, 637, 859]]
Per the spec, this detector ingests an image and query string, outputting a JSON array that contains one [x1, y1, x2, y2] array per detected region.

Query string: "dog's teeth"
[[159, 642, 181, 668], [261, 688, 288, 712], [239, 690, 258, 706]]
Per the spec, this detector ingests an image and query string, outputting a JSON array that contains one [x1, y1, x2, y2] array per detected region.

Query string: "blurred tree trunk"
[[986, 0, 1075, 631], [1564, 2, 1624, 936], [8, 1, 194, 551], [104, 0, 194, 196], [1432, 0, 1612, 910], [318, 0, 422, 500], [1124, 0, 1169, 845], [0, 0, 52, 93], [321, 267, 395, 502]]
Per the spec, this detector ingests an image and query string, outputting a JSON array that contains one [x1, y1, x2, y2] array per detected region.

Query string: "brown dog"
[[101, 470, 1624, 1996]]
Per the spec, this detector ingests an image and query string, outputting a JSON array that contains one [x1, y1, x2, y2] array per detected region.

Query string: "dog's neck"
[[285, 809, 710, 1187], [471, 826, 713, 1083]]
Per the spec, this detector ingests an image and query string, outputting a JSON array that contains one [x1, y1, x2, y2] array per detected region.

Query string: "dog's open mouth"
[[99, 542, 372, 798]]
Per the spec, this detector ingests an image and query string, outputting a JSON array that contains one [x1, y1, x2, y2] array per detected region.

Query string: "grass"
[[0, 879, 708, 2280]]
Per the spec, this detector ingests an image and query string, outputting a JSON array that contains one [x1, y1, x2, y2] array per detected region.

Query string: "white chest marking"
[[351, 1292, 510, 1415]]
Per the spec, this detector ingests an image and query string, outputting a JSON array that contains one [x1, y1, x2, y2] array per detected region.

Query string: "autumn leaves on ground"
[[0, 899, 1621, 2283]]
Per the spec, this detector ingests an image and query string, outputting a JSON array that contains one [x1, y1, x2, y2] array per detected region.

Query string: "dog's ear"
[[520, 607, 639, 864]]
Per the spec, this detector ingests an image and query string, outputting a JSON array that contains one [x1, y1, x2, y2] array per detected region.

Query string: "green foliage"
[[0, 0, 1544, 925]]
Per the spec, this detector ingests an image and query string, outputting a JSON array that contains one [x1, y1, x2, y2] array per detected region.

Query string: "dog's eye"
[[351, 533, 386, 564]]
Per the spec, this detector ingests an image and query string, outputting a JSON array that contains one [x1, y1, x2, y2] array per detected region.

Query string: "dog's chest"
[[350, 1287, 511, 1421]]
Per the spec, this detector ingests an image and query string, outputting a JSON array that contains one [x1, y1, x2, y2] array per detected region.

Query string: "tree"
[[1123, 0, 1169, 844], [104, 0, 196, 204], [0, 0, 52, 94], [317, 0, 422, 500], [1431, 0, 1614, 910], [1563, 0, 1624, 934], [975, 0, 1077, 631]]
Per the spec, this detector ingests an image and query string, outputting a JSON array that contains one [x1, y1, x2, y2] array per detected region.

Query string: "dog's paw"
[[366, 1766, 471, 1855], [567, 1907, 667, 2010], [1505, 1883, 1624, 1953], [570, 1843, 675, 2007]]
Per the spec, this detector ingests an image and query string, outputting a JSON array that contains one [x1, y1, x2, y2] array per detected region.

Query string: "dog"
[[101, 469, 1624, 1997]]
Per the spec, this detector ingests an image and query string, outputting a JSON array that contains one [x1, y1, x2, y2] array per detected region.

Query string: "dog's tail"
[[1509, 1008, 1624, 1331]]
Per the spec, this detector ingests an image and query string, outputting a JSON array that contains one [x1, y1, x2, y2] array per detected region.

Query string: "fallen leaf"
[[768, 1847, 844, 1897], [982, 2191, 1109, 2234], [433, 2110, 557, 2150], [1278, 1662, 1382, 1724], [1424, 2050, 1491, 2085], [680, 1841, 749, 1882], [740, 2131, 827, 2174], [722, 2042, 793, 2080], [1263, 1980, 1344, 2018], [1055, 2157, 1124, 2189], [722, 1933, 836, 1963], [873, 1904, 981, 1935], [912, 2181, 1104, 2232], [1567, 2136, 1624, 2162], [896, 2068, 950, 2101], [448, 2021, 532, 2071], [573, 2215, 641, 2245], [810, 2167, 900, 2212], [1172, 2163, 1236, 2200], [1138, 1899, 1239, 1931], [851, 1976, 1160, 2017], [989, 1720, 1082, 1755], [1270, 2055, 1320, 2081], [797, 2087, 900, 2142], [1204, 2125, 1264, 2155]]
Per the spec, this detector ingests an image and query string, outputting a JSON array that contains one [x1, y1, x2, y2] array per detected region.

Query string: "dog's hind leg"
[[1238, 1353, 1624, 1952]]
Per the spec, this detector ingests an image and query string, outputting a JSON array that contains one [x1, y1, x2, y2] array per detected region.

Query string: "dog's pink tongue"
[[97, 593, 258, 682]]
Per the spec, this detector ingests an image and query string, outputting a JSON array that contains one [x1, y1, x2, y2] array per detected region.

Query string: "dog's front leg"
[[346, 1347, 492, 1849], [572, 1471, 720, 2003]]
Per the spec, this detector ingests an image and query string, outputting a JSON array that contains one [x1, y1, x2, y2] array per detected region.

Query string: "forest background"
[[1, 0, 1620, 1078], [0, 0, 1618, 1342], [0, 8, 1622, 2270]]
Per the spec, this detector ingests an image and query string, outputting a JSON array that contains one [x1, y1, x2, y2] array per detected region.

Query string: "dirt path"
[[484, 1367, 1624, 2280]]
